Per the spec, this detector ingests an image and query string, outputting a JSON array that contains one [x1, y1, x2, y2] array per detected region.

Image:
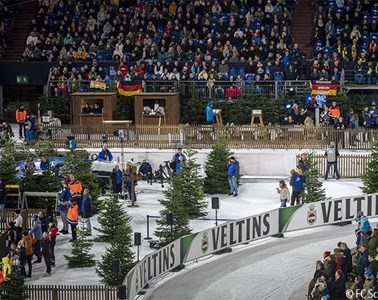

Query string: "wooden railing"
[[300, 154, 371, 178], [0, 209, 41, 232], [19, 285, 117, 300], [44, 124, 378, 150]]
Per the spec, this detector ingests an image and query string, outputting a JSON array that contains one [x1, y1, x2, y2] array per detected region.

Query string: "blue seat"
[[245, 74, 255, 81], [229, 67, 237, 77], [222, 73, 229, 80]]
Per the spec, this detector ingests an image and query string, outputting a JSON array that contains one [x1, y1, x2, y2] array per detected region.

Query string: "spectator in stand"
[[334, 117, 346, 130], [329, 269, 346, 299]]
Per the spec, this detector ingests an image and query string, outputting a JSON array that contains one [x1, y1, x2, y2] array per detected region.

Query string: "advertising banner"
[[181, 209, 280, 263], [89, 80, 107, 90], [282, 193, 378, 232], [311, 82, 338, 96], [125, 239, 181, 300]]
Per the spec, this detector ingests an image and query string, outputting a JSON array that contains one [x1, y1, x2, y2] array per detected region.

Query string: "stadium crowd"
[[0, 1, 18, 57], [310, 0, 378, 84], [23, 0, 311, 84]]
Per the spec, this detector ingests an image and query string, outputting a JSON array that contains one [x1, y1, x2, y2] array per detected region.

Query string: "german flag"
[[117, 80, 142, 97]]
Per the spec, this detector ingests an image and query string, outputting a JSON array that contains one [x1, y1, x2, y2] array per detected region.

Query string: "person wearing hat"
[[67, 198, 79, 242], [30, 214, 42, 263], [324, 141, 340, 180], [15, 104, 27, 139], [276, 180, 290, 208], [138, 160, 152, 182], [362, 269, 375, 298], [227, 156, 240, 197], [355, 210, 371, 247]]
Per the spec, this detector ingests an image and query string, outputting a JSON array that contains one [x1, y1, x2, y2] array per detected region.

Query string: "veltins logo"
[[201, 232, 209, 254], [307, 205, 317, 225]]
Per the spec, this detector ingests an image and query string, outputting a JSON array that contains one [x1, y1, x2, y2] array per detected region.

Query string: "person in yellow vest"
[[67, 198, 79, 242], [1, 256, 11, 281]]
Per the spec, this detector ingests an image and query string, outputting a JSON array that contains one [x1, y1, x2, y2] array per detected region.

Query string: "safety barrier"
[[124, 193, 378, 300]]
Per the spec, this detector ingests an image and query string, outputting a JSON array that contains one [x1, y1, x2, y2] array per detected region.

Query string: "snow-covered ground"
[[25, 177, 363, 289]]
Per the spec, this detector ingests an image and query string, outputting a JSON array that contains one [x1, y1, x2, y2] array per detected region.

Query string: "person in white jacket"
[[277, 180, 290, 208]]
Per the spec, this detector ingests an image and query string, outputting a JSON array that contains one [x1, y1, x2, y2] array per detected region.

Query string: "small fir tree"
[[204, 135, 232, 194], [64, 219, 96, 268], [95, 193, 127, 243], [155, 149, 207, 246], [0, 140, 18, 185], [302, 151, 327, 203], [96, 216, 135, 286], [34, 135, 58, 158], [0, 273, 28, 300], [362, 142, 378, 194]]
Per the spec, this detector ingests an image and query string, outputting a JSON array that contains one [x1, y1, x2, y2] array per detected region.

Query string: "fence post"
[[105, 285, 110, 300], [145, 215, 152, 240], [52, 286, 58, 300]]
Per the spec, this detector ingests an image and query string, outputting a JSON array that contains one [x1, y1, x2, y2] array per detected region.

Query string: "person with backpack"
[[227, 156, 240, 197], [324, 141, 340, 180], [289, 169, 304, 205]]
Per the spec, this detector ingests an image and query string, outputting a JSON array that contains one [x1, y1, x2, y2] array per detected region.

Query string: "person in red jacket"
[[15, 104, 27, 139], [118, 61, 128, 77], [48, 223, 58, 267]]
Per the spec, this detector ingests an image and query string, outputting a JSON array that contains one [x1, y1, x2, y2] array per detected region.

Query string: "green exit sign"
[[16, 75, 28, 84]]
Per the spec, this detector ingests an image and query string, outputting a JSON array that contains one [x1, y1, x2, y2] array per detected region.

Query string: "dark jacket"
[[330, 276, 346, 300], [325, 259, 337, 282], [42, 238, 51, 258], [368, 260, 378, 278], [357, 251, 369, 277], [341, 248, 353, 274], [81, 194, 92, 218], [0, 182, 7, 205]]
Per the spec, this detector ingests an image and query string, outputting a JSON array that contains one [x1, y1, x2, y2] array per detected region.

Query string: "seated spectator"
[[93, 103, 102, 114], [81, 103, 92, 114], [97, 144, 113, 162], [40, 156, 50, 170]]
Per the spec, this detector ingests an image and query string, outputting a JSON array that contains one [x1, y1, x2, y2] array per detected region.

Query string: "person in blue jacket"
[[206, 101, 215, 124], [97, 144, 113, 162], [81, 188, 92, 236], [289, 169, 304, 205], [355, 210, 371, 247], [173, 148, 186, 174], [40, 156, 50, 170], [58, 182, 70, 234], [30, 215, 42, 263], [227, 156, 240, 197], [111, 165, 123, 194]]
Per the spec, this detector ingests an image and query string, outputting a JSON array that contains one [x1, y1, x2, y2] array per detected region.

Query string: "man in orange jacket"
[[15, 104, 27, 139]]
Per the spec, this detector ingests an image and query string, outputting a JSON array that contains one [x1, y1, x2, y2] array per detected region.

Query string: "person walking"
[[58, 182, 70, 234], [67, 199, 79, 242], [41, 232, 52, 277], [0, 178, 7, 223], [15, 104, 27, 139], [81, 189, 92, 236], [30, 215, 42, 263], [276, 180, 290, 208], [289, 169, 304, 205], [48, 223, 58, 267], [227, 156, 240, 197], [22, 231, 33, 277], [324, 141, 340, 180]]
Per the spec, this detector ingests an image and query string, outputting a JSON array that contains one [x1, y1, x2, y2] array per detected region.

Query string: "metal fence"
[[47, 79, 311, 100], [23, 285, 118, 300], [44, 124, 378, 150]]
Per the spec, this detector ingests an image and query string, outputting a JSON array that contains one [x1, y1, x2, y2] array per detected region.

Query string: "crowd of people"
[[310, 0, 378, 83], [307, 211, 378, 300], [0, 173, 92, 280], [0, 1, 18, 58]]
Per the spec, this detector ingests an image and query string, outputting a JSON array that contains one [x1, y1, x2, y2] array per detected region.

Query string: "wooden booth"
[[134, 93, 180, 125], [71, 92, 117, 125]]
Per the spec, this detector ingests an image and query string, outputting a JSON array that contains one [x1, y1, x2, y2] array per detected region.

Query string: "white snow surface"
[[25, 177, 363, 294]]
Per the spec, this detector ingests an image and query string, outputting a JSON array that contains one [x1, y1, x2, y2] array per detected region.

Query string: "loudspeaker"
[[211, 197, 219, 210], [134, 232, 141, 246], [166, 213, 174, 225], [112, 259, 120, 273], [118, 285, 127, 300]]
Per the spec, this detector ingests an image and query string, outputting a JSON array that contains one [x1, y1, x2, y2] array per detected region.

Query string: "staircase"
[[1, 0, 38, 60], [291, 0, 313, 60]]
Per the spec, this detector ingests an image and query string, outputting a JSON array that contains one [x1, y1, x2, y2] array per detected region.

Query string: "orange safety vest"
[[16, 109, 27, 122], [68, 180, 83, 195], [23, 235, 34, 256], [67, 204, 79, 224], [329, 106, 340, 118]]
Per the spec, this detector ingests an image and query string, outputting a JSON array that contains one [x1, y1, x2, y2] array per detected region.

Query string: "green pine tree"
[[204, 135, 232, 194], [34, 135, 58, 158], [0, 140, 18, 185], [96, 215, 135, 286], [302, 151, 327, 203], [155, 149, 207, 246], [95, 193, 127, 243], [64, 219, 96, 268], [0, 273, 28, 300], [362, 141, 378, 194], [62, 150, 101, 213]]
